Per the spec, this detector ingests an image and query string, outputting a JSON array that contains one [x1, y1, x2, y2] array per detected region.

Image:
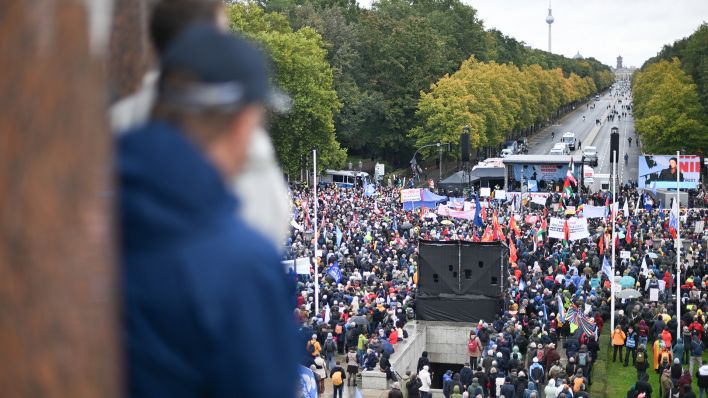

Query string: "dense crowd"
[[288, 177, 707, 398]]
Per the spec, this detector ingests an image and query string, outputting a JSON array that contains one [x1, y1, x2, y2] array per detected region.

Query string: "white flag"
[[641, 257, 649, 277], [623, 199, 629, 218]]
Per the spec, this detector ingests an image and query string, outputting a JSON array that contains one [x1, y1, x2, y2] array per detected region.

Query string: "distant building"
[[616, 55, 623, 70], [573, 51, 583, 60]]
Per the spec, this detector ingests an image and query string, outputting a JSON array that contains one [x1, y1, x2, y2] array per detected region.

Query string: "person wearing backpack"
[[324, 333, 337, 371], [690, 334, 705, 375], [307, 334, 322, 364], [330, 362, 346, 398], [468, 331, 482, 369], [571, 369, 586, 394], [577, 345, 591, 382], [635, 344, 650, 381], [625, 325, 638, 367], [613, 325, 627, 363], [528, 357, 544, 387]]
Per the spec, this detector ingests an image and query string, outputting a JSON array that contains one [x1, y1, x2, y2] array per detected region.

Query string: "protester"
[[331, 362, 346, 398], [287, 126, 707, 397]]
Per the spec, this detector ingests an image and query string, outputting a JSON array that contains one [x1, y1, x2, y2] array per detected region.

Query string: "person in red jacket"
[[661, 328, 673, 349], [689, 318, 704, 340], [663, 271, 673, 291]]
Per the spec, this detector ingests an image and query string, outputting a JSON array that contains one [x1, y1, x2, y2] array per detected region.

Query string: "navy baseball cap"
[[159, 23, 290, 113]]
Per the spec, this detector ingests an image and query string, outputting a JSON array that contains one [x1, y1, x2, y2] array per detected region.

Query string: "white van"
[[550, 143, 569, 155], [561, 132, 576, 151]]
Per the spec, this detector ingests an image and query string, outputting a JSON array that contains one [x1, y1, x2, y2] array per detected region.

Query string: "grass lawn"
[[590, 328, 708, 397]]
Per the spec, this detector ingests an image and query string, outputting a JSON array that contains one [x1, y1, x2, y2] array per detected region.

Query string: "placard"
[[548, 217, 565, 240], [400, 188, 422, 203], [696, 221, 705, 234], [494, 190, 506, 200], [620, 251, 631, 259], [583, 205, 607, 218], [568, 217, 590, 241], [649, 288, 659, 302], [480, 187, 491, 197], [296, 257, 311, 275]]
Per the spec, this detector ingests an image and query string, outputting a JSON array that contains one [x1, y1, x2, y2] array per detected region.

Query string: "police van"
[[561, 132, 577, 151]]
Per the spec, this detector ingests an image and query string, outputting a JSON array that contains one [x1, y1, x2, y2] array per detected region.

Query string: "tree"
[[227, 2, 346, 176], [633, 59, 708, 155]]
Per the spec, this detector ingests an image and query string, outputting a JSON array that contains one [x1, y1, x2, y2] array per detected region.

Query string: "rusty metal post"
[[0, 1, 118, 397]]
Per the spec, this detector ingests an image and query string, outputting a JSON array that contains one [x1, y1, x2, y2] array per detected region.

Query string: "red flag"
[[492, 210, 502, 240], [543, 207, 548, 219], [599, 233, 604, 255], [510, 215, 521, 237], [481, 226, 494, 242], [626, 222, 632, 244], [509, 236, 518, 264], [563, 219, 570, 241]]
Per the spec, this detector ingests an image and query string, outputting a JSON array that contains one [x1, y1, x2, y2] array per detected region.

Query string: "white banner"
[[436, 204, 474, 220], [649, 288, 659, 302], [401, 188, 422, 203], [583, 205, 607, 218], [494, 190, 506, 200], [568, 217, 590, 241], [480, 187, 491, 197], [548, 217, 565, 240], [620, 250, 631, 259], [296, 257, 311, 275], [531, 195, 548, 206]]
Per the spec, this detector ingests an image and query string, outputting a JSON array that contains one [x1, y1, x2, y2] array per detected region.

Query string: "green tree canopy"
[[227, 2, 346, 176], [633, 59, 708, 155]]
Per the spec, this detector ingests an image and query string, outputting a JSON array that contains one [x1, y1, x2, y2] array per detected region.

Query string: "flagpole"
[[676, 150, 681, 338], [611, 150, 617, 333], [313, 149, 319, 316]]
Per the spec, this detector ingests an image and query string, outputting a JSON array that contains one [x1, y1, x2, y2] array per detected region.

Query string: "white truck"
[[550, 143, 569, 155], [561, 132, 576, 151]]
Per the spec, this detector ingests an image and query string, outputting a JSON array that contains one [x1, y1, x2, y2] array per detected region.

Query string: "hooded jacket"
[[418, 367, 432, 392], [118, 122, 298, 398], [697, 364, 708, 388]]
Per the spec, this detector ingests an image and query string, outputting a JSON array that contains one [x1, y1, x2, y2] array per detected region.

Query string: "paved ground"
[[525, 92, 639, 191]]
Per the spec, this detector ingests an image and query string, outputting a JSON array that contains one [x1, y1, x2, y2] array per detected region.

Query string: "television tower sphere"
[[546, 14, 554, 24]]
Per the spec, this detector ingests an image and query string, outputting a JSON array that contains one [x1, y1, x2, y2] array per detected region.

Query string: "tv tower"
[[546, 1, 554, 53]]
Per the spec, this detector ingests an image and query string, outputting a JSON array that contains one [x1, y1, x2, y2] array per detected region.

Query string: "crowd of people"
[[289, 177, 707, 397]]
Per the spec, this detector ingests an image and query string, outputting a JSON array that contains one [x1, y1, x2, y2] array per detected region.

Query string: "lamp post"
[[463, 125, 471, 195]]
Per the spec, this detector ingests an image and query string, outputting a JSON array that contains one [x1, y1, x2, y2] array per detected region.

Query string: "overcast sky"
[[358, 0, 708, 68]]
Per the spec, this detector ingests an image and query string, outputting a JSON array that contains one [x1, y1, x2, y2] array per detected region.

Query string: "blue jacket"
[[119, 121, 298, 398]]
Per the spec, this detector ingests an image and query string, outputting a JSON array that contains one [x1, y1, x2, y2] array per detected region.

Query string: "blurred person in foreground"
[[118, 24, 298, 397], [112, 0, 291, 249]]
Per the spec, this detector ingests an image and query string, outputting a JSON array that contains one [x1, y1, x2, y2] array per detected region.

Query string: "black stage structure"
[[415, 240, 506, 322]]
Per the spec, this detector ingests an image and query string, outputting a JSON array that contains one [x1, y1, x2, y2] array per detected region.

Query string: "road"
[[525, 91, 639, 190]]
